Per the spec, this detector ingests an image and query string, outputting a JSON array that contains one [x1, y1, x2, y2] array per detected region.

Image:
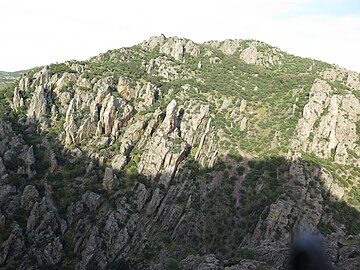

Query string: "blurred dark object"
[[289, 233, 331, 270]]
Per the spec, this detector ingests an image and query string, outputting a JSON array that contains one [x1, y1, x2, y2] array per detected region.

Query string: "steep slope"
[[0, 35, 359, 269]]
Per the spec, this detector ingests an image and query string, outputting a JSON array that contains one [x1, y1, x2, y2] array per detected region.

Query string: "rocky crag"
[[0, 35, 360, 269]]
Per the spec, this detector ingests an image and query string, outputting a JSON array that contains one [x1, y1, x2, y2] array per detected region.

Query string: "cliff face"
[[0, 35, 360, 269], [290, 78, 360, 166]]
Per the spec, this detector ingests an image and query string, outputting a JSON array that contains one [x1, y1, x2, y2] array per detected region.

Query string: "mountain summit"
[[0, 35, 359, 269]]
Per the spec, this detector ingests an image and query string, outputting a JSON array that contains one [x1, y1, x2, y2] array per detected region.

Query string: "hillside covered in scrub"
[[0, 70, 24, 90], [0, 35, 360, 269]]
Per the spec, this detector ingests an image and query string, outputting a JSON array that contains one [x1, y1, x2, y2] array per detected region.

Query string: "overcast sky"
[[1, 0, 359, 72]]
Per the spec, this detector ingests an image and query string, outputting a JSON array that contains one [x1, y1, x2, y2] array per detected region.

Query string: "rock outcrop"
[[141, 35, 201, 60], [102, 167, 118, 192], [291, 79, 360, 165]]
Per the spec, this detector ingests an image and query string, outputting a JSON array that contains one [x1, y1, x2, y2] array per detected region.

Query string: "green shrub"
[[49, 63, 76, 75], [236, 166, 245, 176], [236, 247, 255, 259], [165, 258, 179, 270]]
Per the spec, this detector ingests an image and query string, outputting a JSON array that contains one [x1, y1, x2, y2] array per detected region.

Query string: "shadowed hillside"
[[1, 114, 359, 269]]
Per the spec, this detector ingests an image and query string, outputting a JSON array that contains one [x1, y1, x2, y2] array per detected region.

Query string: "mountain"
[[0, 70, 25, 90], [0, 35, 359, 269]]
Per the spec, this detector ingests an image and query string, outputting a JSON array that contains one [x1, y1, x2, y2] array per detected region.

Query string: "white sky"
[[0, 0, 359, 72]]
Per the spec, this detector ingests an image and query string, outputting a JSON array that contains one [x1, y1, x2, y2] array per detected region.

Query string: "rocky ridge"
[[0, 35, 359, 269]]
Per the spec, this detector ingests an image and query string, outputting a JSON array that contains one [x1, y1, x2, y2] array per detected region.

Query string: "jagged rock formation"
[[141, 34, 201, 60], [291, 78, 360, 166], [0, 35, 359, 269], [206, 39, 284, 67]]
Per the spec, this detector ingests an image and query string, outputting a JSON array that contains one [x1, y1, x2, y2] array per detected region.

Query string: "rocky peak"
[[141, 35, 200, 60], [205, 39, 243, 55], [141, 34, 167, 50]]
